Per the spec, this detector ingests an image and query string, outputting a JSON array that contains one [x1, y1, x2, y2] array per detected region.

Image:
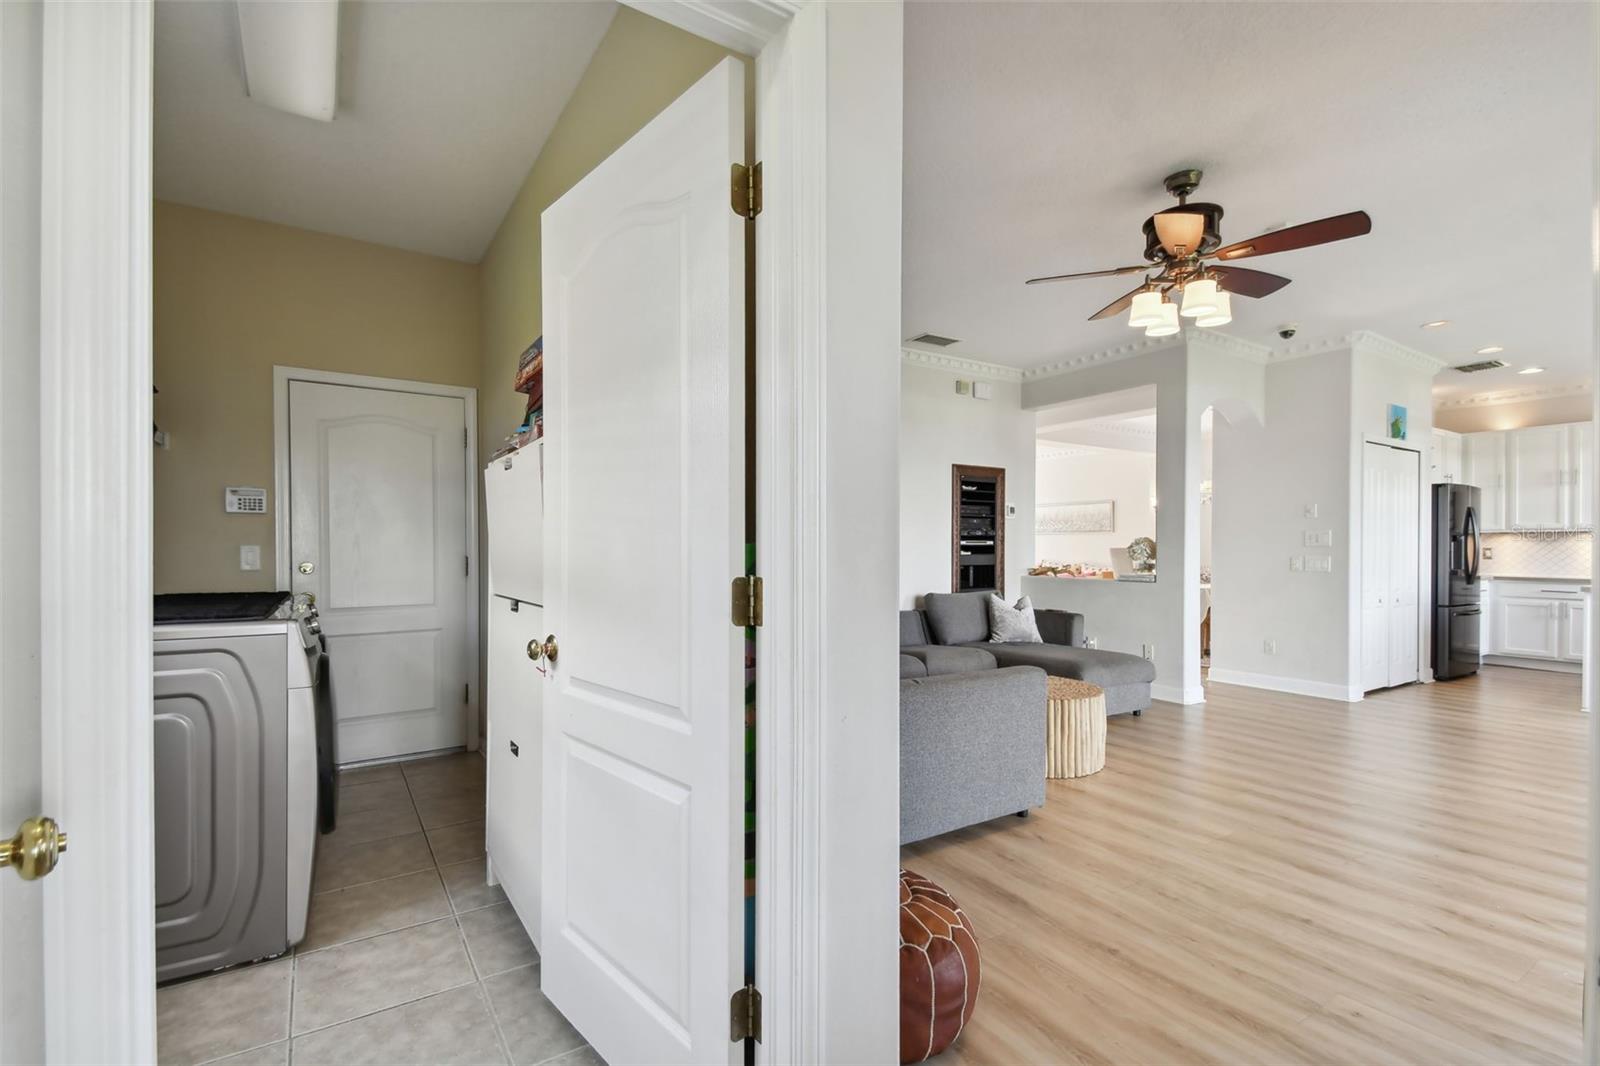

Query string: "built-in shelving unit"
[[951, 464, 1005, 596]]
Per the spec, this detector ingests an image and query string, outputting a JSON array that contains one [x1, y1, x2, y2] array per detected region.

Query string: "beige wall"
[[153, 200, 481, 592], [1433, 391, 1593, 433], [476, 7, 744, 457]]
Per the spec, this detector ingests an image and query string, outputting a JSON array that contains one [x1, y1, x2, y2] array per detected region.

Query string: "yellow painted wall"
[[153, 200, 481, 592], [476, 7, 745, 455]]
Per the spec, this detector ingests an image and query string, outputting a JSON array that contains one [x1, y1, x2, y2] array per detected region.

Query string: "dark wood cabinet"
[[951, 464, 1005, 596]]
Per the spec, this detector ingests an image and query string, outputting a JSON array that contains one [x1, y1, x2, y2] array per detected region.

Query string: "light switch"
[[1303, 530, 1334, 548], [1307, 555, 1333, 573], [240, 544, 261, 571], [1304, 504, 1319, 519], [1290, 555, 1305, 572], [972, 381, 994, 401]]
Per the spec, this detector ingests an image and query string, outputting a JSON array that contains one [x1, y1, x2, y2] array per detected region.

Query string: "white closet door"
[[1361, 443, 1392, 691], [1386, 447, 1420, 687]]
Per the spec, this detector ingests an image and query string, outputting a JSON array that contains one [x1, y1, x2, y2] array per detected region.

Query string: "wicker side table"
[[1045, 676, 1106, 779]]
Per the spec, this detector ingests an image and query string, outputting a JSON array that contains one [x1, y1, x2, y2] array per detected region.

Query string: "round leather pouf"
[[899, 869, 981, 1063]]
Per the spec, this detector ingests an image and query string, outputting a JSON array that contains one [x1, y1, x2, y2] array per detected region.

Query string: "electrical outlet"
[[1262, 638, 1277, 655], [1290, 555, 1305, 572], [1482, 546, 1494, 560], [1307, 555, 1333, 573], [1085, 636, 1098, 650], [239, 544, 261, 571], [1141, 643, 1155, 661], [1304, 503, 1319, 519]]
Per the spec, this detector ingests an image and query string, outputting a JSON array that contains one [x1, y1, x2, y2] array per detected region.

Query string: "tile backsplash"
[[1479, 531, 1593, 579]]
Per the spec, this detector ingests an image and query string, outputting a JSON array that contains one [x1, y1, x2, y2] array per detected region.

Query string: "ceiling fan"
[[1025, 169, 1371, 336]]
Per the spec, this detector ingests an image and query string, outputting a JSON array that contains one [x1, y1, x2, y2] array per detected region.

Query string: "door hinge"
[[464, 427, 468, 448], [731, 161, 762, 220], [732, 575, 763, 628], [465, 555, 470, 577], [730, 983, 762, 1043], [464, 683, 469, 704]]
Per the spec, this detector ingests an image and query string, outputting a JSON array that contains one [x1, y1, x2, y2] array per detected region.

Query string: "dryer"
[[152, 592, 332, 981]]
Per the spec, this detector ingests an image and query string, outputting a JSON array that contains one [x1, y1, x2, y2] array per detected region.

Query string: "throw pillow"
[[987, 594, 1043, 644]]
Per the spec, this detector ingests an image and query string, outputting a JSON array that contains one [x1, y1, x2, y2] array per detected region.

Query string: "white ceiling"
[[903, 2, 1594, 403], [154, 0, 618, 262]]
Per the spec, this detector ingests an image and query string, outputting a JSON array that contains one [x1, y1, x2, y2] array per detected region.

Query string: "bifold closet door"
[[1361, 443, 1393, 691], [1386, 446, 1421, 687]]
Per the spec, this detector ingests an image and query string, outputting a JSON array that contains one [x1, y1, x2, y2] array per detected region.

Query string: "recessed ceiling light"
[[1421, 320, 1450, 329], [1517, 366, 1546, 375], [1475, 345, 1504, 355]]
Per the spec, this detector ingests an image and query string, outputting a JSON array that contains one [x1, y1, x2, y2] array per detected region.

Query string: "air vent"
[[1452, 359, 1508, 374], [908, 333, 960, 347]]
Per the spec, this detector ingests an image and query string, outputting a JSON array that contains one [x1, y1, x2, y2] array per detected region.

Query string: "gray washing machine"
[[153, 593, 331, 982]]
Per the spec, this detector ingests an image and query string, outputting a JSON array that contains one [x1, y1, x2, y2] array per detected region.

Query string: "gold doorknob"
[[541, 635, 558, 664], [1, 816, 67, 881], [526, 638, 542, 662]]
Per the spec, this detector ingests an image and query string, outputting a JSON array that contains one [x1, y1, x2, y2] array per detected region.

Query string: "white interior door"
[[1387, 447, 1420, 686], [288, 379, 472, 763], [541, 57, 744, 1066]]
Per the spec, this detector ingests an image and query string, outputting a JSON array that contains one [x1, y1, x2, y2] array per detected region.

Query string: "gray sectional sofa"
[[902, 591, 1156, 716], [898, 591, 1158, 845]]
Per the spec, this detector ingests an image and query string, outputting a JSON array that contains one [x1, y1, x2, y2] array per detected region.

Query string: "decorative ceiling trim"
[[1435, 382, 1593, 409], [1264, 330, 1449, 373], [1185, 328, 1273, 365], [619, 0, 800, 56], [1019, 334, 1186, 381], [901, 347, 1024, 383], [1035, 442, 1103, 460]]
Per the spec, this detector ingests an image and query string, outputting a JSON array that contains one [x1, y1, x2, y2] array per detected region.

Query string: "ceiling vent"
[[907, 333, 960, 347], [1452, 359, 1508, 374]]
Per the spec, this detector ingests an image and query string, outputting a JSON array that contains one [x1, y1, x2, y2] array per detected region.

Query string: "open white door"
[[541, 57, 745, 1066]]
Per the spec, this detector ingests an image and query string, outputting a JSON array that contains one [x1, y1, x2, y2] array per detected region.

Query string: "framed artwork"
[[1387, 403, 1407, 441], [1036, 500, 1114, 534]]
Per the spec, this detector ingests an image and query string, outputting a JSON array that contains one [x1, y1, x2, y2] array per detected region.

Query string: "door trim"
[[272, 366, 482, 751], [39, 1, 157, 1059]]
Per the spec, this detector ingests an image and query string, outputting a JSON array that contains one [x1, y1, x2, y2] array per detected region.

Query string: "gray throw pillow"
[[987, 594, 1043, 643]]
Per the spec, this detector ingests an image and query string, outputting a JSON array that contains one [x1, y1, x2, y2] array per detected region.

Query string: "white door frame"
[[632, 2, 905, 1062], [38, 0, 157, 1060], [272, 366, 482, 752]]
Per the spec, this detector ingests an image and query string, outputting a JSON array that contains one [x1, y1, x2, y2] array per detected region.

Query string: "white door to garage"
[[284, 376, 475, 763], [540, 57, 745, 1066]]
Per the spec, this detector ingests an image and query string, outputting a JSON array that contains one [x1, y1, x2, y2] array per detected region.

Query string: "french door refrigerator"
[[1431, 483, 1482, 679]]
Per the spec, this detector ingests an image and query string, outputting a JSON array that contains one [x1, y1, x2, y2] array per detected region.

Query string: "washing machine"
[[152, 592, 334, 981]]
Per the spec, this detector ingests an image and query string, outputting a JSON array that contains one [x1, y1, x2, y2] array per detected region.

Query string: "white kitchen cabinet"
[[1562, 598, 1588, 662], [1463, 431, 1508, 530], [1493, 595, 1560, 659], [1570, 423, 1592, 529], [1429, 429, 1463, 484], [1507, 425, 1568, 530]]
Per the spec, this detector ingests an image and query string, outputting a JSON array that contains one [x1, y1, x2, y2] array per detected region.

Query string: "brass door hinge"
[[732, 575, 763, 628], [729, 983, 762, 1043], [731, 162, 762, 220]]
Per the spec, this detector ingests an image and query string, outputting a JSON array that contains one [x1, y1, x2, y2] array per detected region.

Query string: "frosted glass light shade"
[[1144, 302, 1181, 337], [1128, 290, 1164, 329], [1179, 278, 1220, 318], [1196, 290, 1233, 327]]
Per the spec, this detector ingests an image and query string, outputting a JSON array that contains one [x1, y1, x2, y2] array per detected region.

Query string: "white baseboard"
[[1150, 683, 1206, 705], [1205, 667, 1364, 703], [1482, 654, 1582, 674]]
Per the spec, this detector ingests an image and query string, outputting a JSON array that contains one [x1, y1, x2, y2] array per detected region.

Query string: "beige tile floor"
[[157, 752, 605, 1066]]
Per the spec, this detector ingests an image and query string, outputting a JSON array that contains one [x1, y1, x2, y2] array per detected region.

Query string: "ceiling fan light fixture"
[[1145, 302, 1181, 337], [1128, 290, 1165, 329], [1179, 278, 1220, 318], [1196, 290, 1232, 327]]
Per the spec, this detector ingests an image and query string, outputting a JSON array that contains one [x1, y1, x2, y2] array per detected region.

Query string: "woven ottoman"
[[899, 869, 980, 1063], [1046, 676, 1106, 778]]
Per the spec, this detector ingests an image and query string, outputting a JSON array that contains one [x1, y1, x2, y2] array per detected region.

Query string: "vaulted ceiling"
[[154, 1, 618, 262], [903, 2, 1594, 402]]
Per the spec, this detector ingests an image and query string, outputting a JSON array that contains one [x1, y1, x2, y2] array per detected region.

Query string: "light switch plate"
[[240, 544, 261, 571], [1307, 555, 1333, 573], [1304, 503, 1319, 519], [1290, 555, 1305, 572], [1303, 529, 1334, 548], [972, 381, 994, 401]]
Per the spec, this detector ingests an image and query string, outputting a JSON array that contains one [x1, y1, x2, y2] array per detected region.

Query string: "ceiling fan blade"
[[1088, 284, 1147, 321], [1210, 265, 1292, 298], [1210, 211, 1371, 262], [1025, 264, 1149, 285]]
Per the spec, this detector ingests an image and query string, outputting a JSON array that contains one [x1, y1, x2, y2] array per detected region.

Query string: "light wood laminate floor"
[[904, 666, 1586, 1065]]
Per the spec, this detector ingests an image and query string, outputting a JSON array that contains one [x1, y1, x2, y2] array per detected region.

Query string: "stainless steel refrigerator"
[[1431, 483, 1481, 679]]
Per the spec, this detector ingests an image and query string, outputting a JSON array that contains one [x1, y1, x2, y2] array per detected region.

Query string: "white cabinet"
[[484, 443, 544, 605], [1507, 425, 1567, 529], [1563, 599, 1588, 662], [1429, 429, 1463, 484], [1463, 431, 1508, 530], [1463, 422, 1593, 532], [1494, 595, 1560, 659], [1362, 442, 1421, 692]]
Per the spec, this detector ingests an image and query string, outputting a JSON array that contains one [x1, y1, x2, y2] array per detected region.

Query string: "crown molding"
[[1035, 442, 1103, 460], [1435, 382, 1593, 409], [900, 347, 1024, 383], [1019, 333, 1186, 381], [1265, 330, 1448, 373], [1185, 328, 1273, 365]]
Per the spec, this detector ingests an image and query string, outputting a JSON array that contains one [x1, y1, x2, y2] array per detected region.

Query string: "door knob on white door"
[[1, 816, 67, 881], [298, 561, 315, 575]]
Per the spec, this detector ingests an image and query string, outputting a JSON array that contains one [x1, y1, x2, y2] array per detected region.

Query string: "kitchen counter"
[[1482, 574, 1590, 584]]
